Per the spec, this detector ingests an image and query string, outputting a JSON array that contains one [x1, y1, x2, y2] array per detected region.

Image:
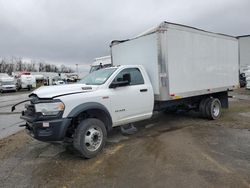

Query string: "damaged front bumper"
[[23, 118, 72, 141], [12, 98, 72, 142]]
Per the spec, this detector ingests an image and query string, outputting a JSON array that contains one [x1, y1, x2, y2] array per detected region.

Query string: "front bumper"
[[15, 97, 71, 142], [24, 118, 72, 141], [2, 87, 16, 91]]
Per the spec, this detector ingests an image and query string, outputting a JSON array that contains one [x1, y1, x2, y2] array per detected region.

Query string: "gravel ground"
[[0, 89, 250, 188]]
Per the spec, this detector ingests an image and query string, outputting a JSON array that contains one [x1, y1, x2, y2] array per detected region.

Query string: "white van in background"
[[0, 76, 16, 93], [16, 73, 36, 91]]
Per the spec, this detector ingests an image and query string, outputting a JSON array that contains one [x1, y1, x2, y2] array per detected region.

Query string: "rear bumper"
[[21, 84, 34, 88], [24, 118, 72, 141]]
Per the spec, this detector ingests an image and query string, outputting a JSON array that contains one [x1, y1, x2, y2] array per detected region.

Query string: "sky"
[[0, 0, 250, 73]]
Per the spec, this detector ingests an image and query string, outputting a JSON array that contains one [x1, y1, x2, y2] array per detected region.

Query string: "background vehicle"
[[15, 22, 239, 158], [238, 36, 250, 88], [0, 73, 9, 77], [53, 79, 65, 85], [0, 76, 16, 93], [246, 77, 250, 89], [90, 56, 111, 73], [238, 36, 250, 73], [66, 73, 79, 82], [16, 72, 36, 90], [239, 73, 247, 88]]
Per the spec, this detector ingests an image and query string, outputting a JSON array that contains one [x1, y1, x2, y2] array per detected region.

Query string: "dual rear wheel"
[[199, 97, 222, 120]]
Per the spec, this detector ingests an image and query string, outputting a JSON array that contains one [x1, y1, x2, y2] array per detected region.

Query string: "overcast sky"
[[0, 0, 250, 70]]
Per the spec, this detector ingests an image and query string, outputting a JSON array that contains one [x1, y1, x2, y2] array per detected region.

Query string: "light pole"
[[76, 64, 78, 75]]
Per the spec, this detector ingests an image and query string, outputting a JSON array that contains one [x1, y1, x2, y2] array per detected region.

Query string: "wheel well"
[[83, 109, 112, 131], [199, 91, 228, 109], [66, 108, 112, 138]]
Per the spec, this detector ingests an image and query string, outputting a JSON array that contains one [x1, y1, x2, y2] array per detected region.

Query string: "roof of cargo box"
[[237, 35, 250, 38], [110, 21, 236, 46]]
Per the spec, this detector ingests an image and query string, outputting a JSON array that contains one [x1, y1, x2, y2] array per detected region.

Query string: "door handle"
[[140, 89, 148, 92]]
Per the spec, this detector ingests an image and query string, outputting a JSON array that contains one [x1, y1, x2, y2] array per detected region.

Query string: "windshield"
[[89, 66, 99, 73], [79, 68, 117, 85]]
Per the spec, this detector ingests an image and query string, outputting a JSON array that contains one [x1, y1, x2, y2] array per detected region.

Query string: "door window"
[[114, 68, 144, 85]]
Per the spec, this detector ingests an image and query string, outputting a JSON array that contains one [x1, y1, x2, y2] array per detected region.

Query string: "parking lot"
[[0, 89, 250, 187]]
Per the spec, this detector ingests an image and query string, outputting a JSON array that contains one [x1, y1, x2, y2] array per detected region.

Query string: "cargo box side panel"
[[166, 28, 238, 96], [111, 33, 160, 94]]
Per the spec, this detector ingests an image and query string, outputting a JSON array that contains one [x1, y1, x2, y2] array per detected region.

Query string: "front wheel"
[[73, 118, 107, 159]]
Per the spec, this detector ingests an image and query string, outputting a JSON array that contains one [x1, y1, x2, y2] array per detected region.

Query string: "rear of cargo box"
[[111, 22, 239, 101]]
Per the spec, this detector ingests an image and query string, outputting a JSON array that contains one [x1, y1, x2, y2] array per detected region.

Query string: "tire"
[[205, 98, 221, 120], [199, 98, 211, 118], [73, 118, 107, 159]]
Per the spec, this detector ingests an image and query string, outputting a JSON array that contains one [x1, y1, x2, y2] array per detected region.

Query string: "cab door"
[[109, 68, 153, 125]]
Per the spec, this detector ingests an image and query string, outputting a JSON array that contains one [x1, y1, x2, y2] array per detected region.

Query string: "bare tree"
[[15, 58, 23, 72], [39, 62, 45, 72], [0, 56, 75, 74]]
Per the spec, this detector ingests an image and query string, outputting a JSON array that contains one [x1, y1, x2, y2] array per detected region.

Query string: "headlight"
[[35, 102, 65, 116]]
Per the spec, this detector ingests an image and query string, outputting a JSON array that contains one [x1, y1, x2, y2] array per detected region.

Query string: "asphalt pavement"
[[0, 92, 29, 139]]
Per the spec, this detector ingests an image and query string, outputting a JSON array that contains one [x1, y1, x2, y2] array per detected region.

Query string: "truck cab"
[[18, 65, 154, 158]]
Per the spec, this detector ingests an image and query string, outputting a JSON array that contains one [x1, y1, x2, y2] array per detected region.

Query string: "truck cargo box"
[[238, 35, 250, 73], [111, 22, 239, 101]]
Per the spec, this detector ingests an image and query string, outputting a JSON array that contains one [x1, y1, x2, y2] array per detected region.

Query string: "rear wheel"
[[73, 118, 107, 159], [205, 98, 221, 120], [199, 98, 210, 118]]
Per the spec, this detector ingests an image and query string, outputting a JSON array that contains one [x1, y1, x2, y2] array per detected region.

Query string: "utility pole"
[[76, 64, 78, 75]]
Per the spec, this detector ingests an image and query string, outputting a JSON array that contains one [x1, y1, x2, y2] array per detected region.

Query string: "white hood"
[[31, 84, 97, 98]]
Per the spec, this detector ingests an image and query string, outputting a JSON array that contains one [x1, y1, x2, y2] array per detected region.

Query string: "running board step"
[[120, 123, 138, 135]]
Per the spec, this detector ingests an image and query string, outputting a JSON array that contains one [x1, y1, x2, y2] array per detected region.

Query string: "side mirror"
[[109, 80, 130, 88], [109, 73, 131, 88]]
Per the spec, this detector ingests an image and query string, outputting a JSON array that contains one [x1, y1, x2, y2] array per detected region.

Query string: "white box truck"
[[238, 35, 250, 87], [238, 35, 250, 73], [16, 74, 36, 91], [90, 55, 112, 73], [13, 22, 239, 158]]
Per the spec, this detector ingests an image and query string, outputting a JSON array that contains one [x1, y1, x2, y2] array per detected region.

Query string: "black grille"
[[24, 103, 35, 117]]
